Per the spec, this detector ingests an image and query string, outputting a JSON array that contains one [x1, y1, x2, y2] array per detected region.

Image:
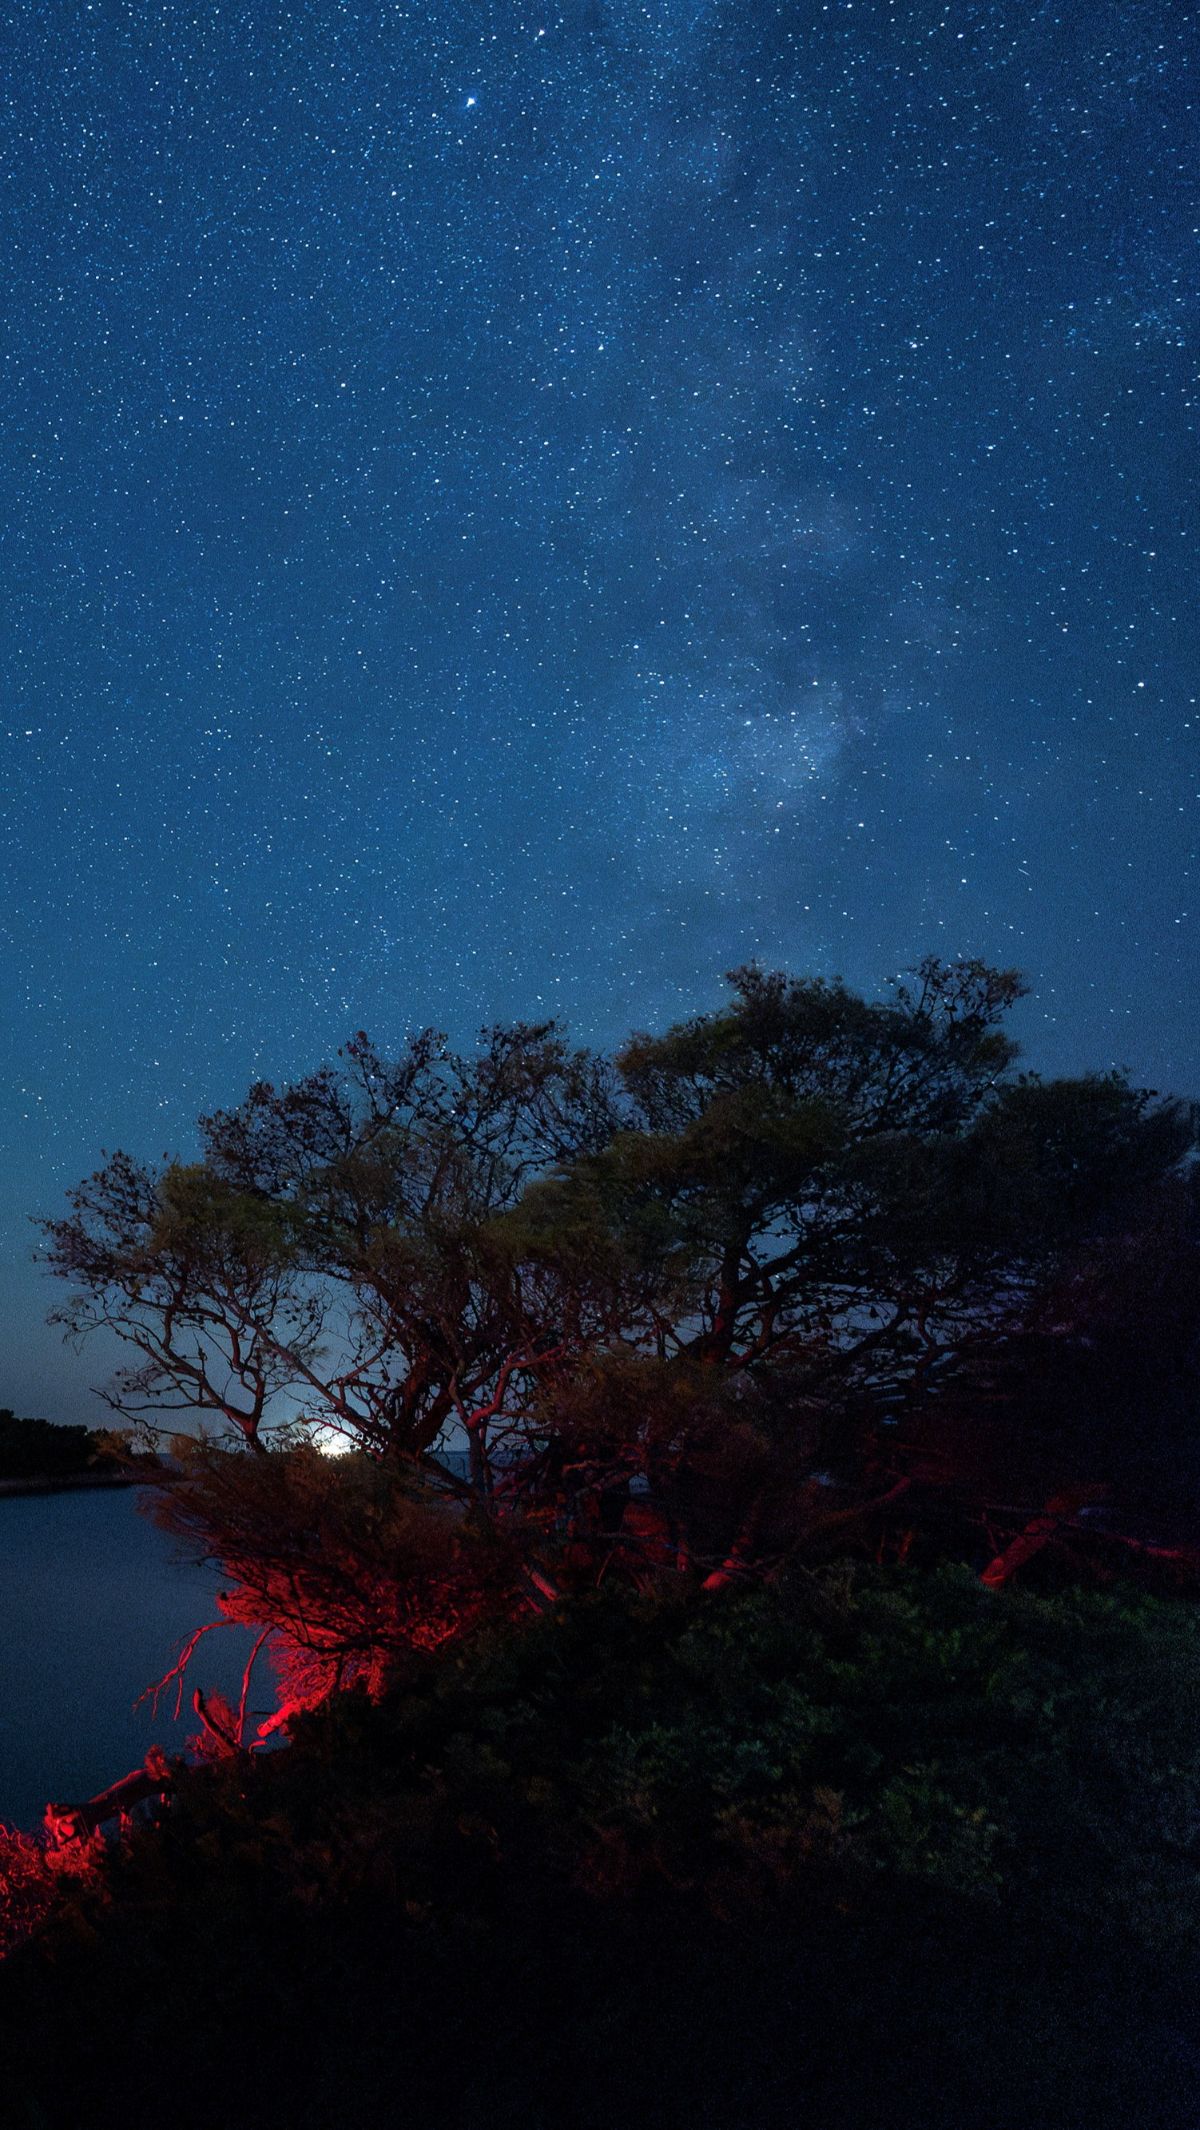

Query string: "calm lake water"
[[0, 1488, 260, 1828]]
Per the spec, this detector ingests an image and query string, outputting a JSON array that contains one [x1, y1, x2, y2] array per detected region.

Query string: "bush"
[[0, 1409, 107, 1480], [151, 1441, 528, 1718], [3, 1567, 1199, 2129]]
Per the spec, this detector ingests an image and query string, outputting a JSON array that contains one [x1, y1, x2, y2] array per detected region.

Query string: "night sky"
[[1, 1, 1196, 1423]]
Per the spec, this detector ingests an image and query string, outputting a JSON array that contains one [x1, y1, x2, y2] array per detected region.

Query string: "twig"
[[237, 1626, 274, 1747], [136, 1621, 224, 1721]]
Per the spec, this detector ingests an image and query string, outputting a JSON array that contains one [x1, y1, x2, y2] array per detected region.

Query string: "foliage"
[[20, 957, 1200, 2126], [4, 1569, 1200, 2127], [43, 1020, 617, 1460], [284, 1565, 1199, 1952], [153, 1438, 528, 1718], [939, 1172, 1200, 1506], [41, 959, 1195, 1656], [31, 1567, 1200, 1953], [0, 1408, 125, 1481], [0, 1830, 58, 1959]]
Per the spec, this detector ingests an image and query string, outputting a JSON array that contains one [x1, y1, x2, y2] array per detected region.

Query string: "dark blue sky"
[[1, 0, 1196, 1422]]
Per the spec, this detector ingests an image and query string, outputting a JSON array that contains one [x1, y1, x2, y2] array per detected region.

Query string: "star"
[[0, 0, 1193, 1428]]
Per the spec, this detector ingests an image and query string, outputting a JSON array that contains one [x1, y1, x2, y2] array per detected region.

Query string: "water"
[[0, 1488, 261, 1828]]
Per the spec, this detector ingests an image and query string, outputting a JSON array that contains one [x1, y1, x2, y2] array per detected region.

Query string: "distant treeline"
[[0, 1409, 131, 1482]]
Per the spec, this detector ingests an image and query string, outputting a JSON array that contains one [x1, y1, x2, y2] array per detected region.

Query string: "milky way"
[[0, 1, 1196, 1417]]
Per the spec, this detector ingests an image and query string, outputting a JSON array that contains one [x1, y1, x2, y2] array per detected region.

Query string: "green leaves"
[[966, 1072, 1192, 1245], [50, 1565, 1200, 1959], [150, 1163, 303, 1274]]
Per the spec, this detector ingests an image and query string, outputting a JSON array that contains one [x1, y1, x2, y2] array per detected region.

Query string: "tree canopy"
[[43, 958, 1195, 1676]]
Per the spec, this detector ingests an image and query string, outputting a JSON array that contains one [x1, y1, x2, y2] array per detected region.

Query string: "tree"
[[43, 961, 1192, 1678], [903, 1161, 1200, 1543], [498, 961, 1190, 1582], [45, 1022, 617, 1466], [0, 1409, 103, 1480]]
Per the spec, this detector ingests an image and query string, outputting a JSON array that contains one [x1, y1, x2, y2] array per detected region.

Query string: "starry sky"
[[0, 0, 1196, 1422]]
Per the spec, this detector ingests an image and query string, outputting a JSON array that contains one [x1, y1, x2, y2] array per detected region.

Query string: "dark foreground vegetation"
[[3, 1570, 1200, 2128], [4, 960, 1200, 2124]]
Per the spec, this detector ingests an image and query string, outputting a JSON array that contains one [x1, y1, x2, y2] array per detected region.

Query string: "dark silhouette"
[[10, 961, 1198, 2128]]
